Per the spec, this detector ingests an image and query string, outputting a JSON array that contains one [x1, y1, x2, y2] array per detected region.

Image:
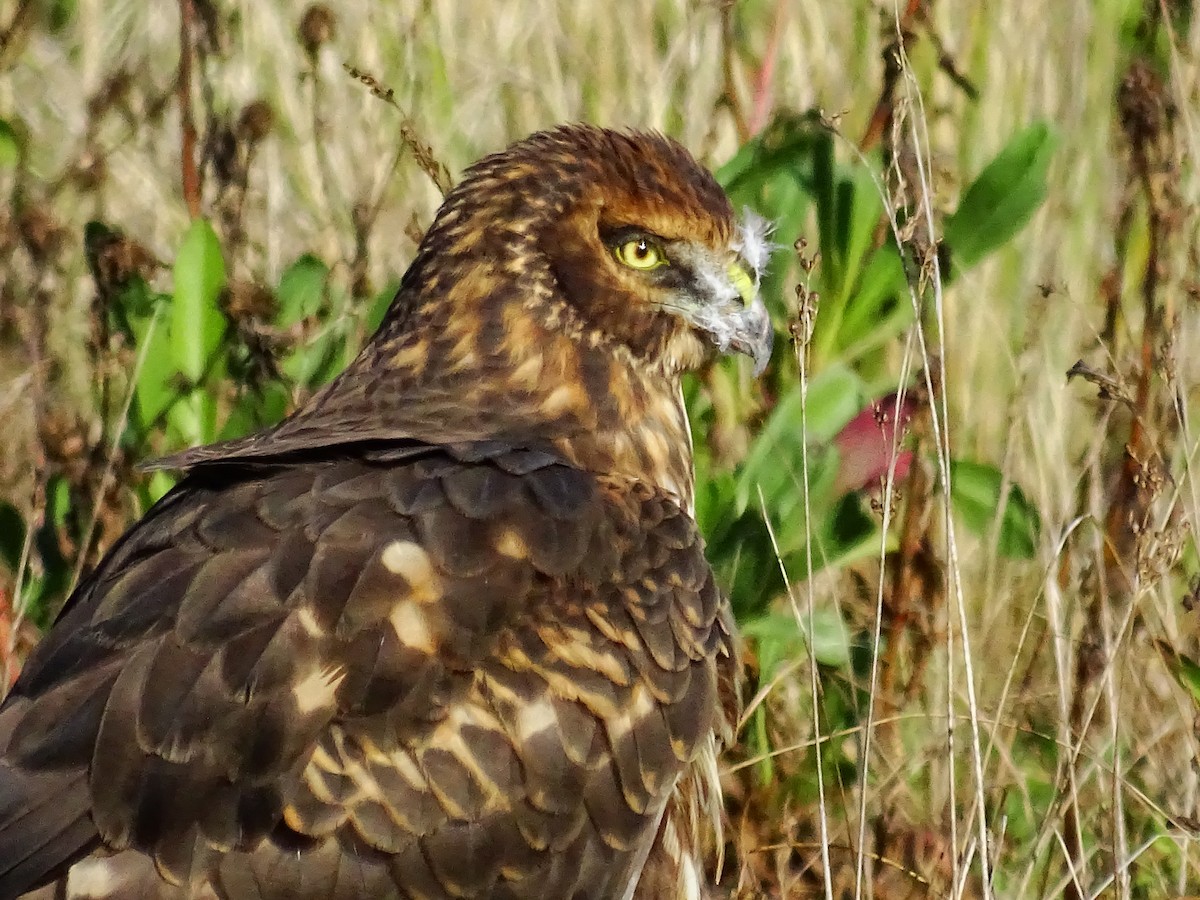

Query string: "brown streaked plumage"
[[0, 125, 772, 900]]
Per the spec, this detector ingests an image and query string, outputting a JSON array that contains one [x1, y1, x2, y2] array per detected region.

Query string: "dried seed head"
[[209, 122, 241, 184], [237, 100, 274, 144], [192, 0, 227, 54], [223, 280, 277, 324], [72, 150, 108, 191], [85, 223, 158, 294], [87, 68, 133, 120], [299, 4, 336, 59], [17, 206, 65, 262], [39, 410, 91, 483], [1118, 57, 1168, 147]]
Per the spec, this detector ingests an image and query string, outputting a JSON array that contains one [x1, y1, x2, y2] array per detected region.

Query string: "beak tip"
[[751, 344, 772, 377], [717, 300, 773, 375], [746, 304, 774, 377]]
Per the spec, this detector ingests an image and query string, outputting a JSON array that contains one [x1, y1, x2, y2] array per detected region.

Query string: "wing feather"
[[0, 447, 735, 899]]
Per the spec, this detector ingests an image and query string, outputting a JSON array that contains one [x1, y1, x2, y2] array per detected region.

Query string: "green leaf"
[[726, 367, 881, 579], [754, 173, 809, 320], [276, 254, 329, 327], [0, 502, 26, 572], [693, 467, 736, 544], [27, 476, 72, 628], [167, 387, 220, 448], [712, 514, 785, 620], [832, 247, 912, 361], [0, 119, 20, 169], [220, 380, 292, 439], [281, 325, 349, 389], [1158, 642, 1200, 706], [171, 220, 227, 446], [366, 280, 401, 333], [127, 299, 174, 430], [812, 131, 838, 284], [45, 475, 71, 530], [784, 492, 883, 580], [716, 111, 823, 198], [104, 271, 157, 339], [742, 607, 852, 673], [832, 165, 886, 297], [172, 219, 227, 383], [949, 459, 1041, 559], [738, 365, 868, 513], [147, 470, 177, 504], [943, 122, 1057, 272], [47, 0, 78, 30]]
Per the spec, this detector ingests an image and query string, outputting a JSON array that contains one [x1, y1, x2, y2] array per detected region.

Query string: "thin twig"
[[763, 272, 835, 897], [178, 0, 202, 218], [344, 65, 453, 197], [4, 498, 37, 692], [67, 306, 164, 596], [0, 0, 34, 66], [888, 16, 994, 896], [716, 0, 749, 143], [746, 0, 787, 136]]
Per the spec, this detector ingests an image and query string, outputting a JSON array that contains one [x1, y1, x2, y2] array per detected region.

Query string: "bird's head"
[[398, 125, 774, 380], [156, 126, 773, 497]]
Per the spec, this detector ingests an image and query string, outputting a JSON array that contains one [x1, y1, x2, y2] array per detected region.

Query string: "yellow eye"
[[614, 237, 666, 270]]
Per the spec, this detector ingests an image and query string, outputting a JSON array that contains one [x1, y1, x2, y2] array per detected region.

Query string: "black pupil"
[[634, 241, 648, 258]]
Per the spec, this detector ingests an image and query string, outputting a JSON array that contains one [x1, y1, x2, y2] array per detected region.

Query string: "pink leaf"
[[832, 391, 917, 494]]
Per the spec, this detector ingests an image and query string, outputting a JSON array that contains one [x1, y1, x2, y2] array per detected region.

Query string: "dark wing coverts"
[[0, 444, 733, 898]]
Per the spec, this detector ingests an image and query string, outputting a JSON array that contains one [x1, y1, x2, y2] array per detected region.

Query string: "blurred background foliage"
[[1, 0, 1199, 897]]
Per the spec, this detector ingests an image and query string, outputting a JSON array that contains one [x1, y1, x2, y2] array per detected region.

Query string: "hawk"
[[0, 125, 772, 899]]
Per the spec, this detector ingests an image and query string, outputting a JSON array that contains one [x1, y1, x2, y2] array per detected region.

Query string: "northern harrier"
[[0, 125, 773, 899]]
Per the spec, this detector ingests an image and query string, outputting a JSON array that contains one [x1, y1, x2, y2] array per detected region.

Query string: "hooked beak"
[[726, 295, 773, 376], [676, 256, 774, 376]]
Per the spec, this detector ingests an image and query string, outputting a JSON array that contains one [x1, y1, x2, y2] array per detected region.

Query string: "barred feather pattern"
[[0, 124, 764, 899], [1, 444, 737, 899]]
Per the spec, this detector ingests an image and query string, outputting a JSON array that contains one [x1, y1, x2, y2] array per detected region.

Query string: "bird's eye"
[[614, 237, 667, 271]]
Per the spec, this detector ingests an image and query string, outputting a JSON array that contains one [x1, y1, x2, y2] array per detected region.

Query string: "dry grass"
[[3, 0, 1200, 897]]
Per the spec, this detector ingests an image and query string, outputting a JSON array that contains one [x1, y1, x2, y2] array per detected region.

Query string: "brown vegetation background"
[[2, 1, 1200, 897]]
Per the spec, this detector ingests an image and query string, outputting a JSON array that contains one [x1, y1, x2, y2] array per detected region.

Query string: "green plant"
[[692, 112, 1052, 660], [4, 3, 1198, 891]]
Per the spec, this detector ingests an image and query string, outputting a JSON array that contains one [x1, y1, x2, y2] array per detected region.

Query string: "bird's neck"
[[358, 289, 696, 510], [548, 358, 696, 512]]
